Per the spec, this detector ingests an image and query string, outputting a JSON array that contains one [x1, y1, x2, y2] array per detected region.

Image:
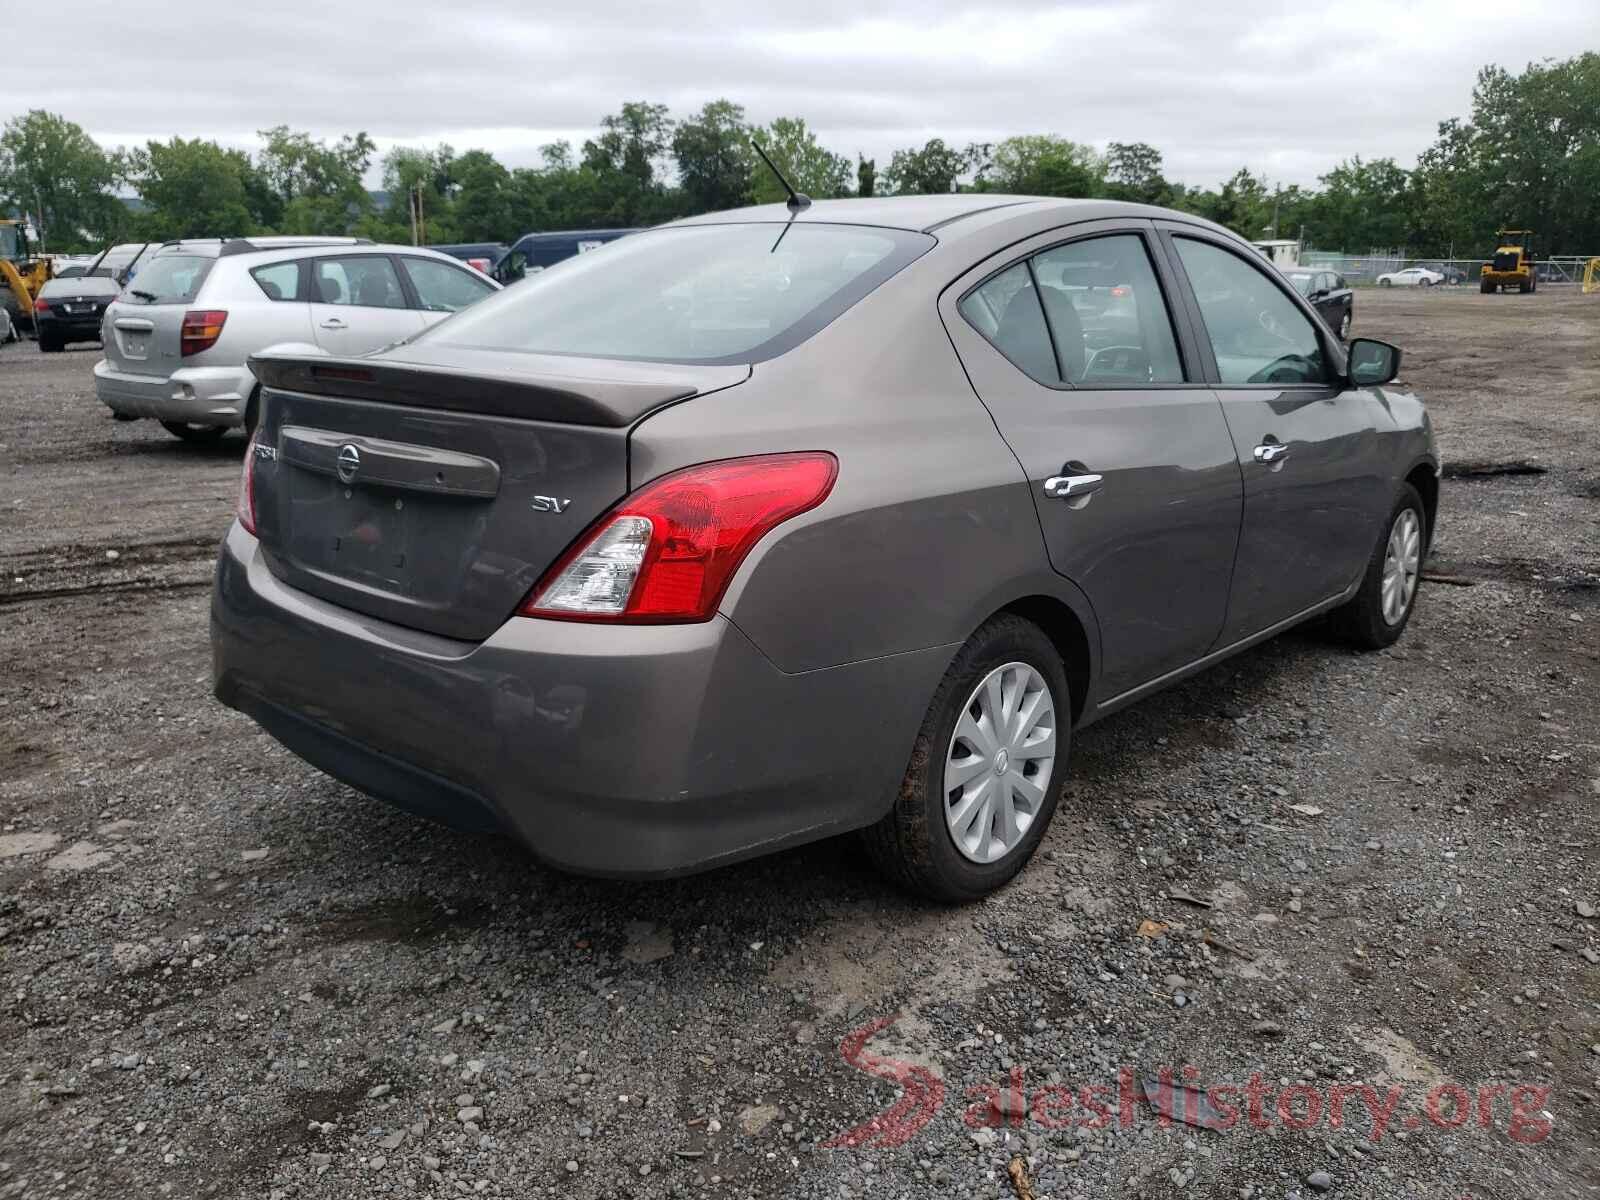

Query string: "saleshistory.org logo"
[[822, 1015, 1555, 1149]]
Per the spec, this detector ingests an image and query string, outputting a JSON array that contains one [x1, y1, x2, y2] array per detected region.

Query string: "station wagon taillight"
[[519, 453, 838, 623], [180, 309, 228, 356]]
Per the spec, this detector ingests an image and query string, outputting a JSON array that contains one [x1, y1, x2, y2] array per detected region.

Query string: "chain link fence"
[[1297, 251, 1596, 288]]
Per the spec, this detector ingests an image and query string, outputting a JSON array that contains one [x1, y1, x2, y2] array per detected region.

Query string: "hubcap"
[[1381, 508, 1421, 626], [943, 661, 1056, 864]]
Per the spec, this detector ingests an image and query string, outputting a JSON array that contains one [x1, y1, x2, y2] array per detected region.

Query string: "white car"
[[94, 237, 500, 442], [1376, 266, 1444, 288]]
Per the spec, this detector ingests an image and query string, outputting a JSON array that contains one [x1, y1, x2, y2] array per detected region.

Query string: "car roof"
[[665, 195, 1240, 243]]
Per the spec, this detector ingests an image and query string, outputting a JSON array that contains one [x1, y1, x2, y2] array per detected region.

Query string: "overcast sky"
[[14, 0, 1597, 190]]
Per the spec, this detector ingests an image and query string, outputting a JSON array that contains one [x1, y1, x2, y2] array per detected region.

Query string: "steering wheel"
[[1082, 345, 1152, 383]]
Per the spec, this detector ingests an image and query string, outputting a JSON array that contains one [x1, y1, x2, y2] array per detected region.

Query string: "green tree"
[[125, 138, 259, 240], [750, 117, 851, 203], [985, 135, 1102, 197], [0, 110, 123, 250], [450, 149, 514, 241], [379, 145, 458, 243], [672, 99, 753, 214], [882, 138, 972, 195], [856, 155, 876, 199], [579, 102, 677, 224], [1307, 157, 1412, 251], [256, 126, 376, 235], [1104, 141, 1171, 205]]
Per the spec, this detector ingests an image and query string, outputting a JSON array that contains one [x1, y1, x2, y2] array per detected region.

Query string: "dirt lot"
[[1, 286, 1597, 1200]]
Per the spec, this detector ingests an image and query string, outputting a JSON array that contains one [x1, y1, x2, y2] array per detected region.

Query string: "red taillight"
[[33, 298, 50, 313], [180, 309, 227, 356], [236, 426, 259, 535], [519, 452, 838, 623], [1110, 285, 1130, 298]]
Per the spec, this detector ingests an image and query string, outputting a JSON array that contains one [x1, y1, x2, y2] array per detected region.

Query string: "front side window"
[[402, 257, 495, 313], [1174, 238, 1327, 385], [313, 256, 406, 309], [121, 254, 212, 304], [251, 260, 302, 302], [423, 223, 931, 365]]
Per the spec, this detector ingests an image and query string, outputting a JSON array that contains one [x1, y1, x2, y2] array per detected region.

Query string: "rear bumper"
[[210, 523, 950, 877], [94, 359, 252, 425], [38, 314, 104, 341]]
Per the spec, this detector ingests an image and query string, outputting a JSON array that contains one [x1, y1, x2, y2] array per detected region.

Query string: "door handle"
[[1253, 442, 1290, 464], [1043, 473, 1104, 499], [319, 317, 347, 330]]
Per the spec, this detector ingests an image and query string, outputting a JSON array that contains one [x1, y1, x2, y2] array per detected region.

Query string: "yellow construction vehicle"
[[1583, 257, 1600, 295], [1, 218, 54, 331], [1480, 229, 1536, 294]]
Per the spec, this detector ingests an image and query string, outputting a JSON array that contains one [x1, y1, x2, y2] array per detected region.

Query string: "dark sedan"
[[33, 276, 119, 352], [1284, 268, 1353, 340]]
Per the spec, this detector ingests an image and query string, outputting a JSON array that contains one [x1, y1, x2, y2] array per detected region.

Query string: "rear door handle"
[[1253, 442, 1290, 464], [1043, 473, 1104, 499], [319, 317, 347, 330]]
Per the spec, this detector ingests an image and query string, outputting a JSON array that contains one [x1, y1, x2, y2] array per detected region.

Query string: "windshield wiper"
[[128, 289, 158, 302]]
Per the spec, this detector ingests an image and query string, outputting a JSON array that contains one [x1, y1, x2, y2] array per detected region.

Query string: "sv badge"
[[531, 495, 573, 514]]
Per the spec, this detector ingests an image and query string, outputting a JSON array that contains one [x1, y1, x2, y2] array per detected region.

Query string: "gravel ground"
[[1, 286, 1597, 1200]]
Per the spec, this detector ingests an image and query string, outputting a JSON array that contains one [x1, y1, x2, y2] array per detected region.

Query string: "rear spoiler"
[[250, 349, 749, 428]]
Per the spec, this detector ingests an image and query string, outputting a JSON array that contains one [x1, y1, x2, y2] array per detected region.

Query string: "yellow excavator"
[[1480, 229, 1536, 294], [2, 218, 54, 332]]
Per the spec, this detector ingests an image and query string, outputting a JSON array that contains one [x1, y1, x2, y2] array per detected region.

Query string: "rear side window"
[[1032, 236, 1183, 384], [251, 260, 302, 302], [422, 224, 932, 365], [1174, 238, 1327, 385], [958, 263, 1056, 384], [401, 257, 495, 312], [958, 233, 1184, 387], [313, 256, 406, 309], [122, 254, 212, 304]]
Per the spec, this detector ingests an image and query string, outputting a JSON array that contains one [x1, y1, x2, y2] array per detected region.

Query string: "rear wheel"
[[1420, 278, 1433, 288], [862, 614, 1069, 901], [1379, 278, 1392, 287], [160, 420, 228, 444], [38, 334, 62, 353], [1480, 278, 1493, 294], [1330, 483, 1426, 650]]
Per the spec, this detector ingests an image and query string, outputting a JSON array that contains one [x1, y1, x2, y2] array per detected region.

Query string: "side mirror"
[[1347, 338, 1401, 386]]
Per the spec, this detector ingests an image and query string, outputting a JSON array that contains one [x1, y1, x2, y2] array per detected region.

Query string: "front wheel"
[[1330, 484, 1426, 649], [861, 614, 1069, 901], [38, 334, 63, 353], [160, 420, 228, 443], [1379, 278, 1392, 287]]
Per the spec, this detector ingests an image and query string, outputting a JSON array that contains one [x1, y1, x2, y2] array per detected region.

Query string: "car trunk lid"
[[246, 347, 748, 641]]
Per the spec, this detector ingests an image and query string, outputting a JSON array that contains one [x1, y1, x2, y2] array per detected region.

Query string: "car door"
[[1160, 227, 1391, 642], [308, 254, 424, 356], [941, 221, 1243, 699], [396, 255, 498, 330]]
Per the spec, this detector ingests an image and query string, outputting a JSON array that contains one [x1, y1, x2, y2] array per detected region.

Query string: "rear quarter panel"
[[629, 254, 1097, 678]]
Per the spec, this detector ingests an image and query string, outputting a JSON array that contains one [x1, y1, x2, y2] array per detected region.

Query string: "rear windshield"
[[122, 254, 213, 304], [419, 223, 933, 365]]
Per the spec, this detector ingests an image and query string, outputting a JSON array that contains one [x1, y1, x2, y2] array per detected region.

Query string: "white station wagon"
[[94, 237, 500, 442]]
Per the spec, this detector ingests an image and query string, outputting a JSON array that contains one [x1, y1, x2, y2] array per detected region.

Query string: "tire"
[[1329, 483, 1426, 650], [38, 334, 63, 353], [861, 614, 1070, 902], [1480, 278, 1493, 294], [1379, 278, 1392, 287], [160, 420, 229, 443], [1420, 278, 1432, 288], [1338, 310, 1352, 341]]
